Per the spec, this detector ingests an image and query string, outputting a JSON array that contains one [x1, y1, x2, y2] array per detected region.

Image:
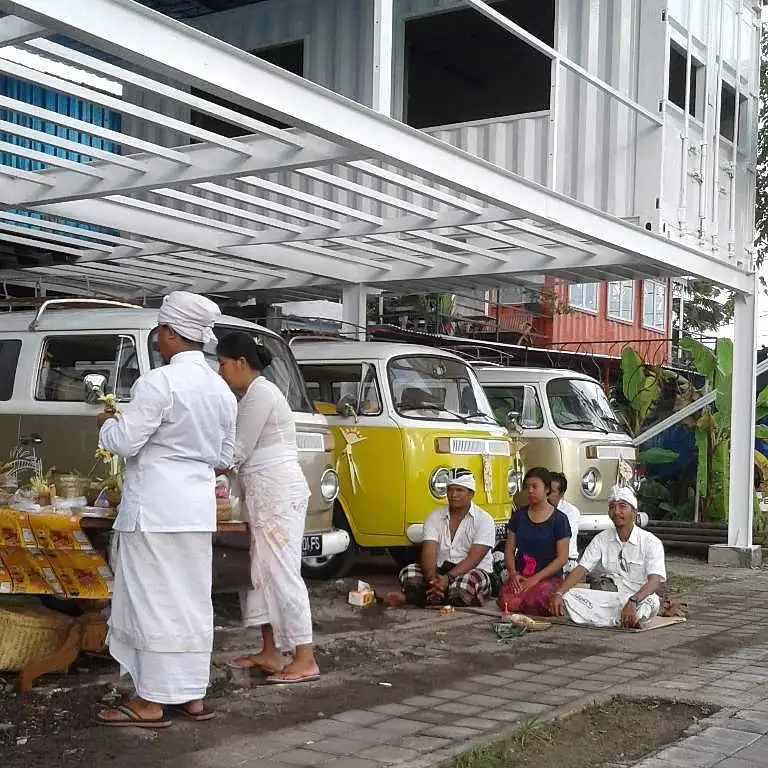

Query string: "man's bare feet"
[[266, 657, 321, 683], [384, 591, 407, 607], [227, 650, 284, 673]]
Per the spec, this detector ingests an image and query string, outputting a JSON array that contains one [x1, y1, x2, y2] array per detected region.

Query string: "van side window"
[[0, 339, 21, 401], [36, 335, 140, 402], [485, 385, 543, 428], [300, 364, 382, 416]]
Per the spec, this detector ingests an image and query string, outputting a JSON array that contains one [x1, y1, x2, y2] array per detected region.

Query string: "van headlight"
[[507, 468, 522, 496], [581, 468, 600, 497], [429, 467, 450, 499], [320, 469, 339, 502]]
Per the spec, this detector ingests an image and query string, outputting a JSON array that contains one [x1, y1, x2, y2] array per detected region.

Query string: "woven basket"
[[0, 603, 73, 672]]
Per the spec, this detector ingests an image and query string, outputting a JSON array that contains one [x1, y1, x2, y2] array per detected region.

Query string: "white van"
[[0, 299, 349, 568]]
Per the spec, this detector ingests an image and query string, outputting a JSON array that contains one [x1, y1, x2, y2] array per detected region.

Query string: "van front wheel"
[[301, 510, 358, 580]]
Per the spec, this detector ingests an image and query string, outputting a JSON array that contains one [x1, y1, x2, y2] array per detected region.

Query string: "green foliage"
[[638, 448, 680, 465], [679, 337, 716, 383], [620, 347, 662, 435]]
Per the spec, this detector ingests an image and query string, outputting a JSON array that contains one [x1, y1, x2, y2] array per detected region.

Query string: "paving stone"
[[429, 688, 468, 700], [272, 728, 330, 747], [461, 694, 510, 708], [405, 709, 454, 725], [398, 735, 452, 753], [468, 674, 508, 687], [534, 674, 574, 687], [520, 691, 576, 706], [652, 745, 727, 767], [304, 738, 368, 757], [512, 662, 550, 673], [713, 758, 764, 768], [498, 680, 549, 694], [369, 704, 419, 717], [279, 748, 339, 765], [425, 724, 483, 740], [564, 679, 614, 692], [540, 657, 568, 667], [435, 701, 481, 715], [483, 709, 524, 723], [501, 701, 547, 715], [495, 668, 534, 681], [731, 735, 768, 764], [402, 695, 443, 707], [372, 718, 426, 736], [682, 726, 760, 753], [487, 685, 540, 701], [453, 717, 499, 731], [453, 680, 494, 694], [300, 719, 356, 737], [356, 745, 420, 764], [332, 710, 390, 725]]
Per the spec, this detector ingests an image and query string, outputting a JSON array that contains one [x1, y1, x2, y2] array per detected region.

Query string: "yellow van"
[[475, 367, 645, 533], [293, 341, 515, 578]]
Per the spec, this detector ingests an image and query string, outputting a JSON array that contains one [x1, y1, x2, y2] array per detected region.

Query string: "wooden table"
[[16, 518, 251, 693]]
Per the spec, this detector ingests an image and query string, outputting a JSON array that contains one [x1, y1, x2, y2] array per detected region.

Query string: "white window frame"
[[607, 280, 634, 323], [642, 280, 667, 332], [568, 283, 599, 314]]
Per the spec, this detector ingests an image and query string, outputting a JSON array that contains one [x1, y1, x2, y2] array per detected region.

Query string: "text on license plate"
[[302, 535, 323, 556], [495, 522, 507, 540]]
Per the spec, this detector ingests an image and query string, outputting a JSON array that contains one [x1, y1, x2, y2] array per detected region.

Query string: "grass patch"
[[443, 697, 716, 768]]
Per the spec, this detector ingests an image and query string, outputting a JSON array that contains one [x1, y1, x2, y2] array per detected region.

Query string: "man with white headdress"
[[385, 468, 496, 608], [95, 291, 237, 728], [550, 486, 666, 628]]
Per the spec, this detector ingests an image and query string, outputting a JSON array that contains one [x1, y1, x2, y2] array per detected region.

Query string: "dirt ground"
[[0, 554, 733, 768], [445, 697, 718, 768]]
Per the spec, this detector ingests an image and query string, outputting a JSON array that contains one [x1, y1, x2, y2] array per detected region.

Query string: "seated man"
[[550, 486, 665, 628], [385, 469, 495, 607], [548, 472, 581, 574]]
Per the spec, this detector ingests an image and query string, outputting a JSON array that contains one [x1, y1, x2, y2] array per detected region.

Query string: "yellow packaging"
[[45, 551, 114, 599], [348, 580, 376, 607], [0, 509, 35, 549], [0, 548, 63, 596], [31, 513, 93, 552]]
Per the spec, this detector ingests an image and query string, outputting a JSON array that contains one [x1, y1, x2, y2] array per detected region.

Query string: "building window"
[[403, 1, 554, 129], [719, 81, 747, 145], [568, 283, 598, 313], [190, 41, 304, 136], [607, 281, 634, 323], [643, 280, 667, 331], [668, 43, 703, 118]]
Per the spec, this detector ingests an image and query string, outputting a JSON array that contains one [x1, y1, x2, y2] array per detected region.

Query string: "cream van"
[[293, 340, 515, 578], [475, 367, 646, 532], [0, 299, 348, 570]]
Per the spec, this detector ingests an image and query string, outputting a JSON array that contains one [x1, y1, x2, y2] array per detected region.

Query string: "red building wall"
[[546, 279, 671, 365]]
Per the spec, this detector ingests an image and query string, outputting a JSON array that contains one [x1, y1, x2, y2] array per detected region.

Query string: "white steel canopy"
[[0, 0, 757, 302]]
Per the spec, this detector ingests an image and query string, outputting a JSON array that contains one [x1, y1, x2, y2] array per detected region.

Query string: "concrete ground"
[[5, 554, 768, 768]]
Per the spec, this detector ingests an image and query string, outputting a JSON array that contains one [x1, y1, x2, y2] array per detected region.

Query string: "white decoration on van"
[[338, 427, 365, 495], [448, 438, 510, 456], [482, 453, 493, 502], [296, 433, 325, 453]]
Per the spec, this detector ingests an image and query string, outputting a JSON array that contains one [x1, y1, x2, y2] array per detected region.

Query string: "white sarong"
[[108, 531, 213, 704], [239, 462, 313, 650], [562, 588, 660, 627]]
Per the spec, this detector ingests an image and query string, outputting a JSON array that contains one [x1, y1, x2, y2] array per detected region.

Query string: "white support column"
[[372, 0, 394, 115], [710, 275, 759, 567], [342, 284, 369, 340]]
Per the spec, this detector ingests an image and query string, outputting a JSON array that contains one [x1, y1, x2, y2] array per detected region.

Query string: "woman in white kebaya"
[[217, 331, 319, 684]]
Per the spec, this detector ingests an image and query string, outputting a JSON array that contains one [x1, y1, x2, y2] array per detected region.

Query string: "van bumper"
[[303, 528, 350, 558], [579, 511, 649, 533]]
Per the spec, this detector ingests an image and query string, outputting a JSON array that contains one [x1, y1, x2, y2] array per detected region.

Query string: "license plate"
[[495, 522, 507, 540], [302, 535, 323, 556]]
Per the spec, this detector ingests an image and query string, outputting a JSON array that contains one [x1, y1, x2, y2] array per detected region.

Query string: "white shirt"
[[100, 350, 237, 533], [422, 503, 496, 573], [579, 524, 666, 595], [234, 377, 298, 475], [558, 499, 581, 560]]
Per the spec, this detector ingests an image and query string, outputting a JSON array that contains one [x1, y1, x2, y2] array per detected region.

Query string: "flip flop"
[[264, 672, 321, 685], [226, 656, 283, 674], [94, 704, 172, 729], [166, 704, 217, 722]]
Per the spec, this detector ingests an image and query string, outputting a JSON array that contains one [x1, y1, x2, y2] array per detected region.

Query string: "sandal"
[[94, 704, 171, 729], [166, 704, 217, 722], [265, 670, 321, 685], [227, 655, 283, 674]]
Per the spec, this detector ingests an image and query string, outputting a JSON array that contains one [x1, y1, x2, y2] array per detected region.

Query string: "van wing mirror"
[[506, 410, 523, 433], [83, 373, 108, 405], [336, 395, 358, 419]]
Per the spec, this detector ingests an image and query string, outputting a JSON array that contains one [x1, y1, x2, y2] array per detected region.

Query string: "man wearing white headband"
[[550, 485, 666, 628], [95, 291, 237, 727], [385, 468, 496, 608]]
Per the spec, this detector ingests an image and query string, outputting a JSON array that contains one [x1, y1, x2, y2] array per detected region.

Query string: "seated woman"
[[497, 467, 571, 616]]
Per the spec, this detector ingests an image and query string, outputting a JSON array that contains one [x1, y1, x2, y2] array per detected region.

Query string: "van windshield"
[[546, 377, 626, 434], [388, 355, 496, 422], [149, 325, 313, 413]]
